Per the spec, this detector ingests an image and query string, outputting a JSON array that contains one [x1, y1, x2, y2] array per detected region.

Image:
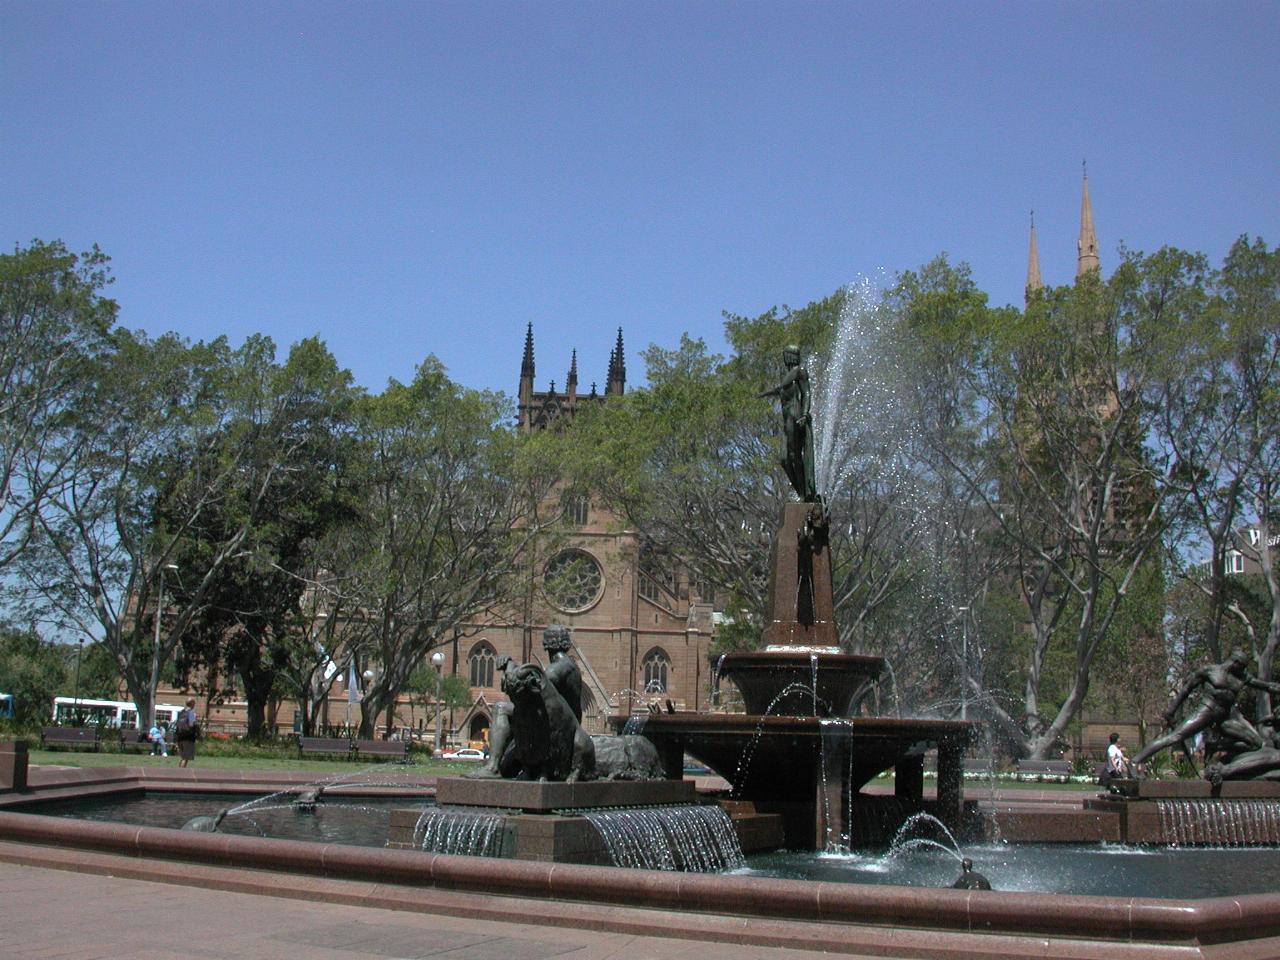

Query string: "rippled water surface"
[[738, 842, 1280, 898], [28, 792, 1280, 897], [30, 791, 431, 847]]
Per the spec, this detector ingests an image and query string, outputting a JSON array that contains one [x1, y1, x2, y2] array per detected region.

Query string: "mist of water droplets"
[[812, 277, 917, 500], [806, 278, 982, 720]]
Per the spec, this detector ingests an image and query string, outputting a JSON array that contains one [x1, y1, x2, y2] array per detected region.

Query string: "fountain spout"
[[952, 858, 992, 890], [292, 785, 326, 813], [181, 808, 229, 832]]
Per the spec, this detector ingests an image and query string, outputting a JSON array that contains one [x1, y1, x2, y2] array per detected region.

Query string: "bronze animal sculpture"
[[292, 785, 325, 813], [472, 624, 585, 780], [951, 858, 992, 890], [181, 808, 229, 832], [591, 733, 664, 780], [495, 657, 595, 782]]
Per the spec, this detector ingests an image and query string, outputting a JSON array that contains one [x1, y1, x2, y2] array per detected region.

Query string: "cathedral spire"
[[606, 328, 626, 396], [1026, 210, 1043, 299], [521, 322, 535, 380], [1077, 162, 1100, 278], [518, 323, 536, 432], [566, 349, 578, 401]]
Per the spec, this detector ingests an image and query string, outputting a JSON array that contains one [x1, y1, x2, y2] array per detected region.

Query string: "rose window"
[[543, 549, 604, 613]]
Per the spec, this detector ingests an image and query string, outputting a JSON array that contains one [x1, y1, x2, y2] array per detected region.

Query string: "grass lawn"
[[959, 778, 1099, 793], [22, 748, 1107, 791], [25, 748, 457, 777]]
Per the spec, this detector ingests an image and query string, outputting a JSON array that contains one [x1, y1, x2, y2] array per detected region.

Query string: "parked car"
[[440, 747, 486, 762]]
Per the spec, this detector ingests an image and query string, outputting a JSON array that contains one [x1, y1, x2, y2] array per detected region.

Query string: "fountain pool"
[[5, 762, 1280, 957], [741, 843, 1280, 899], [28, 790, 429, 847], [16, 786, 1280, 900]]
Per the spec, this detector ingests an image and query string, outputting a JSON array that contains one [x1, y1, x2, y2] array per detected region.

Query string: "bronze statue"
[[181, 808, 229, 832], [759, 345, 818, 503], [591, 733, 664, 780], [1133, 650, 1280, 779], [464, 624, 666, 783], [292, 785, 325, 813], [492, 657, 595, 782], [472, 625, 584, 780], [471, 627, 593, 783]]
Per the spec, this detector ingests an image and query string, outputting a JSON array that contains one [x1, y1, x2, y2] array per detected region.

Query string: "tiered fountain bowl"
[[617, 505, 973, 849], [716, 647, 884, 716]]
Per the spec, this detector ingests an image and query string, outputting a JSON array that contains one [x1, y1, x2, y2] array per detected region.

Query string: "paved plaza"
[[0, 858, 892, 960]]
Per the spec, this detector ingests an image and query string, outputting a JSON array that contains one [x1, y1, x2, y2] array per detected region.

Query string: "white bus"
[[50, 697, 183, 730]]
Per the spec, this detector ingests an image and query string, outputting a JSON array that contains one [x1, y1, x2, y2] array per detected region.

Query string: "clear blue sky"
[[4, 2, 1277, 396]]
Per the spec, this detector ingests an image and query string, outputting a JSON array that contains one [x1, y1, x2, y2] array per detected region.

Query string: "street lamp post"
[[344, 659, 358, 735], [431, 651, 445, 753], [956, 606, 969, 721]]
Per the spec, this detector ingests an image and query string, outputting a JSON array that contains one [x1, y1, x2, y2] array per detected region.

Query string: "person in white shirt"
[[148, 722, 168, 757], [1106, 732, 1130, 779]]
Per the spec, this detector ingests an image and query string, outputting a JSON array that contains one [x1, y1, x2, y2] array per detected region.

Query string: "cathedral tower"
[[1026, 210, 1043, 300], [1076, 164, 1100, 278], [518, 326, 625, 433]]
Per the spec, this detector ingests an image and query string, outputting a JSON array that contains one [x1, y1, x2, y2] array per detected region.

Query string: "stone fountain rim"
[[3, 768, 1280, 957], [616, 712, 973, 739], [715, 650, 886, 666], [0, 797, 1276, 952]]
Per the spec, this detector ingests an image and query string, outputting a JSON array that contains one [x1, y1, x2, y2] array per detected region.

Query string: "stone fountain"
[[389, 625, 757, 867], [619, 346, 972, 849], [397, 345, 970, 860]]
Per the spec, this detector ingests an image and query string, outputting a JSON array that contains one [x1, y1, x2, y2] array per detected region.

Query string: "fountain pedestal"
[[627, 499, 973, 849], [628, 713, 970, 848], [762, 502, 838, 647], [435, 775, 697, 810], [389, 776, 783, 865], [1085, 778, 1280, 845]]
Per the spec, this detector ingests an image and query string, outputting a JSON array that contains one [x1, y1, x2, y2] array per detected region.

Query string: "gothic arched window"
[[469, 641, 496, 688], [561, 491, 589, 525], [642, 648, 670, 694]]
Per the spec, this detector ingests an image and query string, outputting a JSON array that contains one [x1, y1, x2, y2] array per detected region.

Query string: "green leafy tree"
[[937, 251, 1198, 757], [0, 625, 67, 727], [74, 640, 122, 701], [321, 358, 556, 739], [1218, 239, 1280, 707], [405, 664, 472, 744], [160, 337, 359, 739], [0, 240, 115, 570], [14, 330, 333, 730]]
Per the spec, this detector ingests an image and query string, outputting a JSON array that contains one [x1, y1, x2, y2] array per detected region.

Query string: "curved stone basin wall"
[[4, 768, 1280, 958], [1, 805, 1278, 959]]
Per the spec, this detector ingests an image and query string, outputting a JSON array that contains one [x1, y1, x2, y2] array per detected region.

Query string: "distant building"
[[1195, 525, 1280, 578], [450, 326, 720, 744], [1025, 164, 1101, 299]]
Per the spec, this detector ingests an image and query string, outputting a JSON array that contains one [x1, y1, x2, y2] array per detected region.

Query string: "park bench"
[[963, 758, 996, 778], [40, 726, 102, 752], [298, 736, 354, 760], [117, 728, 156, 753], [353, 738, 409, 763], [1014, 759, 1074, 782]]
